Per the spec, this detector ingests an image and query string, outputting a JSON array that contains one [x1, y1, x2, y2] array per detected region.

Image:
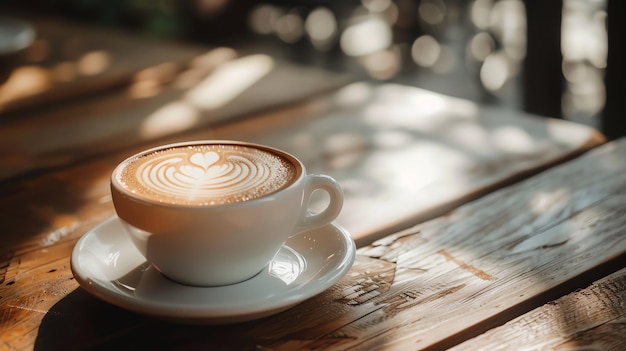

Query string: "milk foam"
[[118, 144, 298, 205]]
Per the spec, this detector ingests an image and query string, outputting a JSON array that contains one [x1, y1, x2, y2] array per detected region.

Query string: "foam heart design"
[[176, 152, 222, 182], [190, 152, 220, 169]]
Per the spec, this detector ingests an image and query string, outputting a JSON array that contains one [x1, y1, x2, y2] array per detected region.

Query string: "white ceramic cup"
[[110, 140, 343, 286]]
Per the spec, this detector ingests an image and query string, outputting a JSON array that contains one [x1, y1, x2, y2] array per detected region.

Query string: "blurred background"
[[2, 0, 625, 139]]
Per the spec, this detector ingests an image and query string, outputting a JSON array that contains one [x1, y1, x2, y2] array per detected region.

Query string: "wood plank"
[[0, 14, 205, 114], [0, 82, 604, 245], [450, 268, 626, 351], [245, 138, 626, 350], [0, 51, 352, 181], [1, 136, 624, 350], [332, 139, 626, 350], [203, 83, 605, 244]]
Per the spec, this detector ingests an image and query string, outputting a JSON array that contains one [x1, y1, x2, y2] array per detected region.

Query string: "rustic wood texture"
[[0, 14, 205, 113], [1, 131, 624, 350], [2, 12, 622, 351], [450, 268, 626, 351], [0, 54, 351, 179], [0, 82, 604, 246], [0, 17, 353, 182], [204, 83, 605, 244]]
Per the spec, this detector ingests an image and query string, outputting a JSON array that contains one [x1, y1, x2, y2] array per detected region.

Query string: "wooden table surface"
[[2, 15, 626, 351]]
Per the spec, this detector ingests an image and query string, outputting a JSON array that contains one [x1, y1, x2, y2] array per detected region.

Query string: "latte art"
[[118, 144, 298, 205]]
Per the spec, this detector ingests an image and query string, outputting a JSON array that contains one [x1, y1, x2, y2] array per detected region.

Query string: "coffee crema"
[[116, 144, 299, 206]]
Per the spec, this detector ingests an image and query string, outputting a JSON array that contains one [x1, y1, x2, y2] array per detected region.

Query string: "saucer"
[[70, 216, 356, 324]]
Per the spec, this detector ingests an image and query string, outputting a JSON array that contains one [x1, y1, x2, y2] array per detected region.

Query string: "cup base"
[[157, 265, 266, 287]]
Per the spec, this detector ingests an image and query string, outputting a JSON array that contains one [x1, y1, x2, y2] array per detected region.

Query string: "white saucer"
[[70, 216, 356, 324]]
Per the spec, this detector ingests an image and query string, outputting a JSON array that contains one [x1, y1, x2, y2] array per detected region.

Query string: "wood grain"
[[203, 83, 606, 244], [0, 16, 352, 182], [450, 268, 626, 351], [3, 11, 621, 351], [0, 15, 204, 114], [1, 137, 624, 350], [0, 57, 350, 181], [228, 137, 626, 350], [0, 82, 604, 246]]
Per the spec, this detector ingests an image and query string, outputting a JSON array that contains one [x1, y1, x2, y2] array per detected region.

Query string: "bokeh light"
[[0, 66, 52, 108], [195, 0, 228, 16], [480, 52, 510, 93], [1, 0, 608, 131], [359, 47, 401, 80], [249, 5, 283, 35], [340, 15, 392, 57], [561, 0, 607, 122], [489, 0, 526, 61], [362, 0, 393, 13], [562, 0, 607, 68], [418, 0, 447, 26], [305, 7, 338, 51], [467, 32, 495, 63], [274, 10, 304, 44], [77, 50, 111, 75], [471, 0, 493, 30], [411, 35, 440, 67]]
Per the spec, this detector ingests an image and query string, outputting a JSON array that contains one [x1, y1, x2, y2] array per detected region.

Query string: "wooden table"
[[2, 16, 625, 351]]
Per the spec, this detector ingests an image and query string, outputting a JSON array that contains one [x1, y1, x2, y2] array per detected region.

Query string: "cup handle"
[[296, 174, 344, 232]]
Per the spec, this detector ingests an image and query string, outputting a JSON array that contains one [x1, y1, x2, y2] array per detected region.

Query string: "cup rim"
[[111, 140, 306, 209]]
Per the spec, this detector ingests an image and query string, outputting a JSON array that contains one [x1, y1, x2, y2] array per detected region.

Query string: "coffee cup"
[[110, 140, 344, 286]]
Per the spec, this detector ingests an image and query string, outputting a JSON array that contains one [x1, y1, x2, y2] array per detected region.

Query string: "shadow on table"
[[34, 288, 257, 351]]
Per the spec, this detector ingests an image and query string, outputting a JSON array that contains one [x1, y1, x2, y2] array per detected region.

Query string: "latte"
[[115, 143, 300, 206]]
